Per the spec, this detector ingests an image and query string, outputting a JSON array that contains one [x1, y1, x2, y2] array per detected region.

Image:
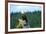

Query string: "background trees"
[[10, 10, 41, 29]]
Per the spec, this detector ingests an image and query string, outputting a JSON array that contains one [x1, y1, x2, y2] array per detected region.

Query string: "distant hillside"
[[10, 10, 41, 29]]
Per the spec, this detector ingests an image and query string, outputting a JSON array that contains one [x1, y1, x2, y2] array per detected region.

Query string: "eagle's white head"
[[21, 10, 25, 14]]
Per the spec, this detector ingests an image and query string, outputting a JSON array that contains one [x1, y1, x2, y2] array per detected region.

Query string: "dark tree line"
[[10, 10, 41, 29]]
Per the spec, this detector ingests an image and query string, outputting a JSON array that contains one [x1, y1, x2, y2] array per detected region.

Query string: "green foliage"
[[10, 10, 41, 29]]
